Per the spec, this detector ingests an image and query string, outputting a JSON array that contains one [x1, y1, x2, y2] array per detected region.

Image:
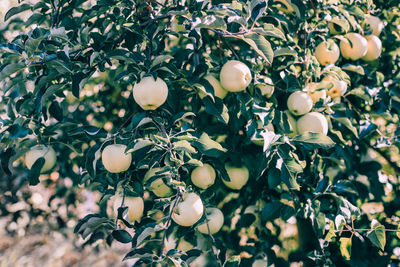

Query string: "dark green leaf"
[[293, 133, 335, 150]]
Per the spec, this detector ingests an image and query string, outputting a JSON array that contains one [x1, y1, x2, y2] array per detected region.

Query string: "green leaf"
[[123, 248, 155, 261], [249, 0, 268, 23], [339, 237, 352, 260], [202, 96, 229, 124], [342, 64, 365, 75], [332, 117, 358, 138], [274, 47, 297, 57], [277, 147, 302, 190], [193, 15, 227, 30], [28, 157, 45, 185], [71, 72, 87, 98], [173, 140, 197, 154], [112, 230, 132, 244], [240, 33, 274, 64], [193, 132, 227, 157], [223, 255, 241, 267], [132, 223, 161, 248], [292, 133, 335, 150], [49, 101, 63, 121], [367, 225, 386, 250], [0, 63, 26, 80], [5, 4, 31, 21]]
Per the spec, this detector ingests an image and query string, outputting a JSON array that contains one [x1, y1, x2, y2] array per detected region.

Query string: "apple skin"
[[315, 40, 340, 65], [204, 75, 228, 99], [340, 33, 368, 60], [191, 163, 216, 189], [197, 207, 224, 234], [306, 83, 327, 103], [256, 76, 274, 98], [113, 195, 144, 222], [364, 14, 384, 36], [287, 91, 313, 116], [25, 145, 57, 173], [132, 76, 168, 110], [361, 35, 382, 61], [322, 76, 347, 97], [172, 192, 204, 227], [101, 144, 132, 173], [143, 167, 173, 197], [297, 112, 328, 135], [223, 164, 249, 190], [220, 60, 252, 92]]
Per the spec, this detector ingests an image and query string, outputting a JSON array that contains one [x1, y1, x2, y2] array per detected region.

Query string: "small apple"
[[25, 145, 56, 173], [223, 164, 249, 190], [322, 76, 347, 97], [132, 76, 168, 110], [101, 144, 132, 173], [191, 163, 216, 189], [340, 33, 368, 60], [363, 14, 384, 36], [220, 60, 252, 92], [172, 192, 204, 227], [204, 75, 228, 99], [256, 76, 274, 98], [113, 195, 144, 222], [315, 40, 340, 65], [284, 110, 298, 137], [197, 207, 224, 234], [252, 259, 268, 267], [287, 91, 313, 116], [144, 167, 173, 197], [361, 35, 382, 61], [297, 112, 328, 135], [306, 83, 327, 103]]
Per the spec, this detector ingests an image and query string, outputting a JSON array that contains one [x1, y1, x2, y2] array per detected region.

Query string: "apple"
[[220, 60, 252, 92], [191, 163, 216, 189], [252, 259, 268, 267], [297, 112, 328, 135], [197, 207, 224, 234], [101, 144, 132, 173], [361, 35, 382, 61], [132, 76, 168, 110], [113, 195, 144, 222], [306, 82, 327, 103], [284, 110, 298, 137], [287, 91, 313, 116], [177, 238, 194, 251], [171, 192, 204, 227], [223, 164, 249, 190], [315, 40, 340, 65], [25, 145, 57, 173], [144, 167, 173, 197], [204, 75, 228, 99], [340, 33, 368, 60], [363, 14, 384, 36], [256, 76, 274, 98], [322, 76, 347, 97]]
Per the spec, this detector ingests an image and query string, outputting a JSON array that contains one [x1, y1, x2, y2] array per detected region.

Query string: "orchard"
[[1, 0, 400, 266]]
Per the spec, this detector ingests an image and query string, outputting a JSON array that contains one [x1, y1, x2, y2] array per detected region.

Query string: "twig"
[[159, 193, 182, 257], [28, 49, 82, 65]]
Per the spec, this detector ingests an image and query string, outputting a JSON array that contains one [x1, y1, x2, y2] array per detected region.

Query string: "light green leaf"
[[293, 133, 335, 150], [240, 33, 274, 64], [367, 224, 386, 250]]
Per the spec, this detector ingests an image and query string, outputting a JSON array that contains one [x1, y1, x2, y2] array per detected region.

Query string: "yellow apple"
[[220, 60, 252, 92], [256, 76, 274, 98], [25, 145, 56, 173], [101, 144, 132, 173], [315, 40, 340, 65], [204, 75, 228, 99], [197, 207, 224, 234], [322, 76, 348, 97], [132, 76, 168, 110], [191, 163, 216, 189], [297, 112, 328, 135], [361, 35, 382, 61], [143, 167, 173, 197], [287, 91, 313, 116], [306, 83, 327, 103], [172, 192, 204, 227], [340, 33, 368, 60], [363, 14, 384, 36], [223, 164, 249, 190], [113, 195, 144, 222]]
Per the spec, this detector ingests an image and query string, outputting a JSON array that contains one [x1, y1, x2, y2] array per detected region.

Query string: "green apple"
[[197, 207, 224, 234], [220, 60, 252, 92], [102, 144, 132, 173], [204, 75, 228, 99], [287, 91, 313, 116], [191, 163, 216, 189], [113, 195, 144, 222], [322, 76, 347, 97], [143, 167, 173, 197], [172, 192, 204, 227], [297, 112, 328, 135], [340, 33, 368, 60], [223, 164, 249, 190], [133, 76, 168, 110], [252, 259, 268, 267], [363, 14, 384, 36], [315, 40, 340, 66], [361, 35, 382, 61], [25, 145, 56, 173]]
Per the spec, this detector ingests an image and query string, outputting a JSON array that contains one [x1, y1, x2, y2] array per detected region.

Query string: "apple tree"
[[1, 0, 400, 266]]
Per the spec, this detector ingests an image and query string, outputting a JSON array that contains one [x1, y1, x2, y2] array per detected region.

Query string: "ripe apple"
[[284, 110, 298, 137], [144, 167, 173, 197], [297, 112, 328, 135], [315, 40, 340, 65], [252, 259, 268, 267], [256, 76, 274, 98], [287, 91, 313, 116], [101, 144, 132, 173], [220, 60, 252, 92], [223, 164, 249, 190], [340, 33, 368, 60], [197, 207, 224, 234], [306, 83, 327, 103], [204, 75, 228, 99], [172, 192, 204, 227], [191, 163, 216, 189], [363, 14, 384, 36], [322, 76, 347, 97], [361, 35, 382, 61], [25, 145, 56, 173], [132, 76, 168, 110], [113, 195, 144, 222]]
